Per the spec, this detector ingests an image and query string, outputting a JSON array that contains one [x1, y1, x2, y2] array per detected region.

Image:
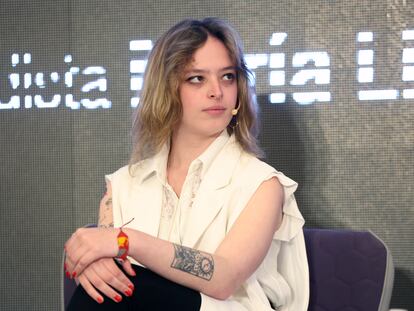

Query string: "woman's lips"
[[203, 106, 226, 115]]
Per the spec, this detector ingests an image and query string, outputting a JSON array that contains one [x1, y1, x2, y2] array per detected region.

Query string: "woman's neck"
[[167, 130, 221, 171]]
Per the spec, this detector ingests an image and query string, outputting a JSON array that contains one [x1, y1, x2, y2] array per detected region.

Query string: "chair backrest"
[[304, 228, 394, 311]]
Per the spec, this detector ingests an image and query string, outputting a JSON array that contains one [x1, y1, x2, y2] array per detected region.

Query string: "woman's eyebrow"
[[184, 66, 237, 74]]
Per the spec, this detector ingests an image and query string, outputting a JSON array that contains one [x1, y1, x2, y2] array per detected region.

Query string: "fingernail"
[[72, 271, 77, 278], [65, 271, 70, 278], [128, 284, 134, 291], [124, 289, 132, 297], [114, 295, 122, 302], [64, 263, 67, 271], [97, 297, 103, 304]]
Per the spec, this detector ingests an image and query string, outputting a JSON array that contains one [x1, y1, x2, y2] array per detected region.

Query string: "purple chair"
[[304, 228, 394, 311], [62, 228, 394, 310]]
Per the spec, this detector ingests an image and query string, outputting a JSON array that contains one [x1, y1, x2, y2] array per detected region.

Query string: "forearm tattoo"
[[171, 244, 214, 280]]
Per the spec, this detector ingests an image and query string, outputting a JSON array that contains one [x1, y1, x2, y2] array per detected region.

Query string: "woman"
[[65, 17, 309, 310]]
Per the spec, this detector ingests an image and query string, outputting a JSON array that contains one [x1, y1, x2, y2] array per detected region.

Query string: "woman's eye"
[[223, 73, 235, 81], [187, 76, 203, 83]]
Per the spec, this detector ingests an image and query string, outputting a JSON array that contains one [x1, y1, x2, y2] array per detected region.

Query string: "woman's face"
[[177, 35, 238, 139]]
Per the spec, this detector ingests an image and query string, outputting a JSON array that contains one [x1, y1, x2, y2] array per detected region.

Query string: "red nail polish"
[[72, 271, 77, 278], [128, 284, 134, 291], [124, 289, 132, 297], [114, 295, 122, 302], [97, 297, 103, 304], [64, 263, 67, 271], [65, 271, 70, 278]]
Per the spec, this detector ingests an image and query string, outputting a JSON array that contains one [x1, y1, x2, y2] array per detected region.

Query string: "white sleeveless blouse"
[[107, 132, 309, 310]]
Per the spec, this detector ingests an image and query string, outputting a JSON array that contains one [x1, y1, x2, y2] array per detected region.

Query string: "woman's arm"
[[65, 176, 283, 300], [72, 182, 136, 304], [126, 176, 283, 299], [97, 182, 114, 228]]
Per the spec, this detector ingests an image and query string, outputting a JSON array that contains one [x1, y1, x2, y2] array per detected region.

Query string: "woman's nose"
[[207, 79, 223, 99]]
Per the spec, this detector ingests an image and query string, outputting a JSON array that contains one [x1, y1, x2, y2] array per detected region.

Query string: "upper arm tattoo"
[[171, 244, 214, 281], [98, 192, 114, 228]]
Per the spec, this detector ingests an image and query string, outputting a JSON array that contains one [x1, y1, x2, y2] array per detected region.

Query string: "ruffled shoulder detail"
[[229, 156, 305, 242], [272, 171, 305, 242]]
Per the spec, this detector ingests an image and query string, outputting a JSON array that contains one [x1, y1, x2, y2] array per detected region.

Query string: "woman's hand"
[[73, 258, 136, 304], [64, 227, 118, 277]]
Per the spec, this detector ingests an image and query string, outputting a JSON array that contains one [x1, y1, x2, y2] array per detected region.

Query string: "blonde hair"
[[130, 17, 262, 165]]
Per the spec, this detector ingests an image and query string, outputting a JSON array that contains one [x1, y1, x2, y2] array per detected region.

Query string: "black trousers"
[[67, 264, 201, 311]]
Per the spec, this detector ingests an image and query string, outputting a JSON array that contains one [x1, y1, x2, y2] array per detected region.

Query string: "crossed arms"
[[64, 177, 283, 304]]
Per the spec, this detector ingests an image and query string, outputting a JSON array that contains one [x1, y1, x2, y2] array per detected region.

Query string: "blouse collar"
[[138, 130, 231, 185]]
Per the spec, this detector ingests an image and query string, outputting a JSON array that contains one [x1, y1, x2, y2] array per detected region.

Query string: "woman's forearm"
[[125, 228, 237, 300]]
